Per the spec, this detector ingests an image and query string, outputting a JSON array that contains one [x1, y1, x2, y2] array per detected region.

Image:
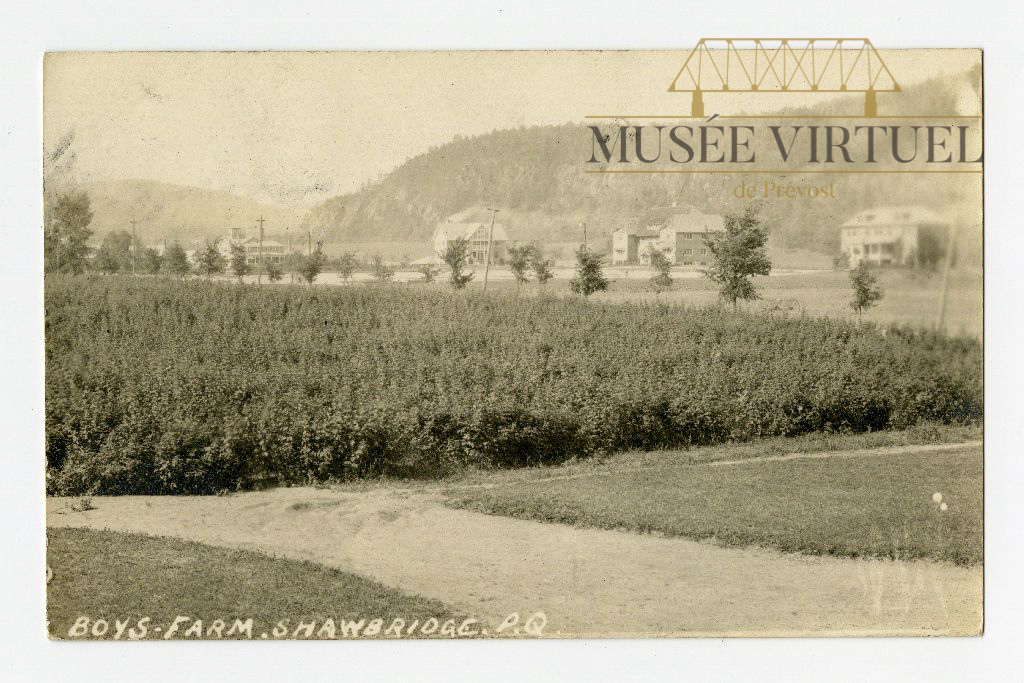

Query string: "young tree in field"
[[569, 245, 608, 297], [141, 247, 163, 275], [44, 191, 94, 275], [914, 225, 947, 272], [229, 241, 251, 281], [849, 262, 884, 323], [703, 206, 772, 310], [507, 244, 532, 289], [94, 242, 122, 274], [266, 261, 283, 282], [195, 238, 226, 279], [529, 244, 554, 286], [164, 242, 191, 278], [299, 241, 326, 284], [418, 263, 440, 283], [99, 230, 133, 272], [337, 251, 357, 282], [649, 247, 673, 291], [370, 253, 395, 282], [440, 235, 474, 290]]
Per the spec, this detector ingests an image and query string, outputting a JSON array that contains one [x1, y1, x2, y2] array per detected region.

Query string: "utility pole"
[[936, 221, 959, 333], [482, 207, 500, 292], [130, 219, 137, 275], [287, 230, 294, 284], [579, 221, 588, 248], [256, 216, 265, 286]]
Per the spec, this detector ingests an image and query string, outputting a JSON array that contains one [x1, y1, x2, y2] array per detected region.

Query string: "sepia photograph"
[[38, 46, 988, 641], [7, 0, 1024, 677], [32, 45, 991, 643]]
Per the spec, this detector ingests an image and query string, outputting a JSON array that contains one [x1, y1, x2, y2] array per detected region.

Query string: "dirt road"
[[47, 477, 982, 637]]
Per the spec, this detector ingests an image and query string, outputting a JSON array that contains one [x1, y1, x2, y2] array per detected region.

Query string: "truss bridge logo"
[[583, 38, 983, 173], [668, 38, 900, 118]]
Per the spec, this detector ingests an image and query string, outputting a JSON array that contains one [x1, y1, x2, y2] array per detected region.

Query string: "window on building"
[[700, 248, 707, 255], [682, 248, 693, 255]]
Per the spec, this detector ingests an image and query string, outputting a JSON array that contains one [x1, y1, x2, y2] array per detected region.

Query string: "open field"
[[597, 268, 983, 339], [46, 276, 982, 495], [228, 265, 981, 337], [476, 268, 982, 339], [47, 527, 469, 640], [47, 438, 984, 637], [449, 443, 983, 565]]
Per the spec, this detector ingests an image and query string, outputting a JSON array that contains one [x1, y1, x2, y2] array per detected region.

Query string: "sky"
[[43, 50, 981, 207]]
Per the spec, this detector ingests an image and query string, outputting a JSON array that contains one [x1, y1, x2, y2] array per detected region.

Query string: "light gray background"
[[2, 1, 1021, 680]]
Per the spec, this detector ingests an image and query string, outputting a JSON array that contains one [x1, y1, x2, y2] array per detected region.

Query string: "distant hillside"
[[83, 179, 306, 246], [303, 65, 982, 259], [749, 63, 982, 118]]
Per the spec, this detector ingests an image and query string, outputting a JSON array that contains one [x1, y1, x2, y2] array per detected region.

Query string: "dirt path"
[[47, 478, 982, 637]]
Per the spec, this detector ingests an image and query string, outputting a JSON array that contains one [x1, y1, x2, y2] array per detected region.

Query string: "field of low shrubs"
[[45, 275, 982, 495]]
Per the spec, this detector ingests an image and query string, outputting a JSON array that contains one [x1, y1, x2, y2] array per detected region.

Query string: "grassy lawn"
[[231, 262, 983, 337], [441, 423, 980, 488], [585, 268, 983, 339], [47, 528, 472, 640], [467, 268, 982, 339], [448, 444, 983, 566]]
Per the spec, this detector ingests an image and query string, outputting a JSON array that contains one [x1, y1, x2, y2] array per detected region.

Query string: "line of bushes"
[[45, 275, 983, 494]]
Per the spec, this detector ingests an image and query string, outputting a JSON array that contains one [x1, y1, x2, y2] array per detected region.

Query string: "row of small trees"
[[37, 187, 763, 302], [41, 191, 329, 283], [44, 191, 884, 318], [431, 206, 776, 304], [91, 236, 329, 285], [432, 237, 557, 290], [565, 205, 882, 322], [214, 239, 327, 284], [434, 236, 612, 296]]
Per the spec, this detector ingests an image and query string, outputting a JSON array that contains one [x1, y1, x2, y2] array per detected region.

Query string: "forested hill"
[[302, 65, 983, 256]]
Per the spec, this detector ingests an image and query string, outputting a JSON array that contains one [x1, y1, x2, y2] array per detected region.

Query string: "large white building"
[[614, 228, 661, 266], [840, 206, 948, 267], [220, 227, 286, 266], [432, 217, 509, 265], [612, 209, 724, 266]]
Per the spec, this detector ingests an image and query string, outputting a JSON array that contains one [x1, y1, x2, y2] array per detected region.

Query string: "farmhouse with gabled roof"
[[431, 211, 509, 265], [840, 206, 949, 267], [612, 206, 724, 266]]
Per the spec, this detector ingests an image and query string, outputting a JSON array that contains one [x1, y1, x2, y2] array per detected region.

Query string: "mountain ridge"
[[76, 63, 982, 260], [300, 64, 982, 257]]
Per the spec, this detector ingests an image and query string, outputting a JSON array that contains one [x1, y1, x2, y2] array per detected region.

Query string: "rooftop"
[[842, 206, 949, 228], [658, 212, 725, 233], [226, 235, 286, 249], [433, 220, 509, 243], [616, 208, 724, 236]]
